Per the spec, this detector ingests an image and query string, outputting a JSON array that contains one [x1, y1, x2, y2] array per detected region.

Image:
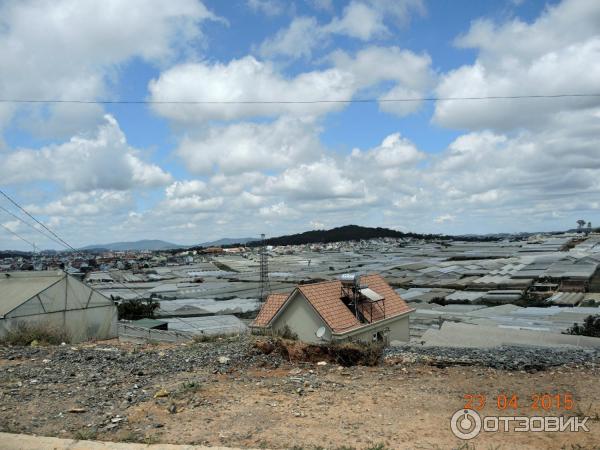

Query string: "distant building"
[[202, 247, 224, 254], [251, 274, 414, 344], [0, 271, 118, 343]]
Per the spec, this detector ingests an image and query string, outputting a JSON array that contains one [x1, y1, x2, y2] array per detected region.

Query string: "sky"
[[1, 0, 600, 250]]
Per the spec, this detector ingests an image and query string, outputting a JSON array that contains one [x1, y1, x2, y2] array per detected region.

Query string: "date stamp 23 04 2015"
[[450, 393, 590, 440]]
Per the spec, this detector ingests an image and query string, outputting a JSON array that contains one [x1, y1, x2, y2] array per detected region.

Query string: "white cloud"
[[151, 47, 433, 125], [423, 110, 600, 221], [434, 214, 456, 224], [259, 17, 323, 59], [258, 0, 426, 59], [365, 0, 426, 26], [166, 180, 208, 199], [209, 172, 267, 196], [307, 0, 334, 12], [149, 57, 355, 122], [176, 117, 322, 174], [8, 113, 600, 247], [259, 202, 298, 219], [162, 196, 224, 213], [433, 0, 600, 130], [0, 0, 221, 137], [331, 46, 432, 88], [247, 0, 286, 16], [324, 1, 387, 40], [27, 191, 133, 217], [263, 158, 368, 200], [1, 115, 172, 192], [350, 133, 425, 167], [331, 46, 434, 116], [6, 0, 600, 247]]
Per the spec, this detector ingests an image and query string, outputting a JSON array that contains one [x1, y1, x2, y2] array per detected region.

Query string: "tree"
[[577, 219, 586, 232], [565, 315, 600, 338], [117, 298, 159, 320]]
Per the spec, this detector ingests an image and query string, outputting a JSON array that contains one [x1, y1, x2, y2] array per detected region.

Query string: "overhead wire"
[[0, 189, 75, 251], [0, 190, 220, 333], [0, 223, 35, 248], [0, 204, 67, 249], [0, 93, 598, 105]]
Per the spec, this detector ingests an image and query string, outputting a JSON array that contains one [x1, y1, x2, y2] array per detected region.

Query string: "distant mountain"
[[81, 240, 182, 251], [200, 237, 259, 247], [247, 224, 502, 247], [247, 225, 440, 247]]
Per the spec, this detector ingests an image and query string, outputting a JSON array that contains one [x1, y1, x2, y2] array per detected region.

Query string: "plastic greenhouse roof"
[[0, 271, 64, 316]]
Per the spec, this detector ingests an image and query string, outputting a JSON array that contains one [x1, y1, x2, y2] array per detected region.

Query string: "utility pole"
[[259, 233, 270, 302]]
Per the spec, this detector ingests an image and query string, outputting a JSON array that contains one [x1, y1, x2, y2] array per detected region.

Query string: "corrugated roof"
[[0, 271, 64, 316]]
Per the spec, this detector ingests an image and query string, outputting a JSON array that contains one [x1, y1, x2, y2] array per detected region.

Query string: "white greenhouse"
[[0, 271, 118, 342]]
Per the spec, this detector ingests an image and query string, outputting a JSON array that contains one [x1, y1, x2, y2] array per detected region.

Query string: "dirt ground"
[[1, 341, 599, 449]]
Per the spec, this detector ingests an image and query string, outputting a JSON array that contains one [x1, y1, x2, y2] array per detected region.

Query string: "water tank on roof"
[[339, 273, 355, 282]]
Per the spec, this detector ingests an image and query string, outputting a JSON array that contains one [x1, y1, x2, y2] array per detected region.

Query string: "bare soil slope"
[[0, 338, 598, 449]]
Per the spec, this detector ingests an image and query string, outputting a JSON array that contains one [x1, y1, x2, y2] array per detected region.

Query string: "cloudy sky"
[[1, 0, 599, 250]]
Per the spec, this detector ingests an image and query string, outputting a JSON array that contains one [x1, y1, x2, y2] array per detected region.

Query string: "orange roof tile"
[[252, 293, 289, 327], [298, 280, 361, 332]]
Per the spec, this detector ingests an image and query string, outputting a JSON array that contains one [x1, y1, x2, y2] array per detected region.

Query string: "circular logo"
[[450, 409, 482, 440]]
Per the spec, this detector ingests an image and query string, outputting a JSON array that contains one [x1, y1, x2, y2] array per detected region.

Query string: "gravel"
[[0, 335, 283, 434], [384, 344, 600, 371], [2, 337, 600, 438]]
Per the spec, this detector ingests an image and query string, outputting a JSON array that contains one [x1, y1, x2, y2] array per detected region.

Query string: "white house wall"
[[341, 315, 410, 344], [388, 315, 410, 341], [272, 292, 331, 343], [270, 291, 412, 344]]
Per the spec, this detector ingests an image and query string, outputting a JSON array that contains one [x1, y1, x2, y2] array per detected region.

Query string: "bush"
[[117, 298, 159, 320], [1, 322, 70, 346], [566, 315, 600, 337]]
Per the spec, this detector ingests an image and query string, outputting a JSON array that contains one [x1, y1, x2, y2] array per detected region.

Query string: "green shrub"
[[117, 298, 159, 320]]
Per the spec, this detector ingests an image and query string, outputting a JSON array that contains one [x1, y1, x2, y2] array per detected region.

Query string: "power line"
[[0, 223, 35, 248], [0, 189, 75, 251], [0, 93, 598, 105], [0, 191, 218, 333], [0, 204, 67, 249]]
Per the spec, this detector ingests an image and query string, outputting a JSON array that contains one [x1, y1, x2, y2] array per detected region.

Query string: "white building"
[[0, 271, 118, 343]]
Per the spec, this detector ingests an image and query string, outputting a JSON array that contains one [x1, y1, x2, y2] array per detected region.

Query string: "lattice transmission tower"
[[258, 233, 271, 302]]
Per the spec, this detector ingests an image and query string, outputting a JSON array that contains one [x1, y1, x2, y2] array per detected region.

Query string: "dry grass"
[[0, 321, 70, 346]]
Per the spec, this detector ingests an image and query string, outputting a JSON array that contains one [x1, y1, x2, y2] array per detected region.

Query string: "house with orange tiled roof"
[[251, 273, 414, 344]]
